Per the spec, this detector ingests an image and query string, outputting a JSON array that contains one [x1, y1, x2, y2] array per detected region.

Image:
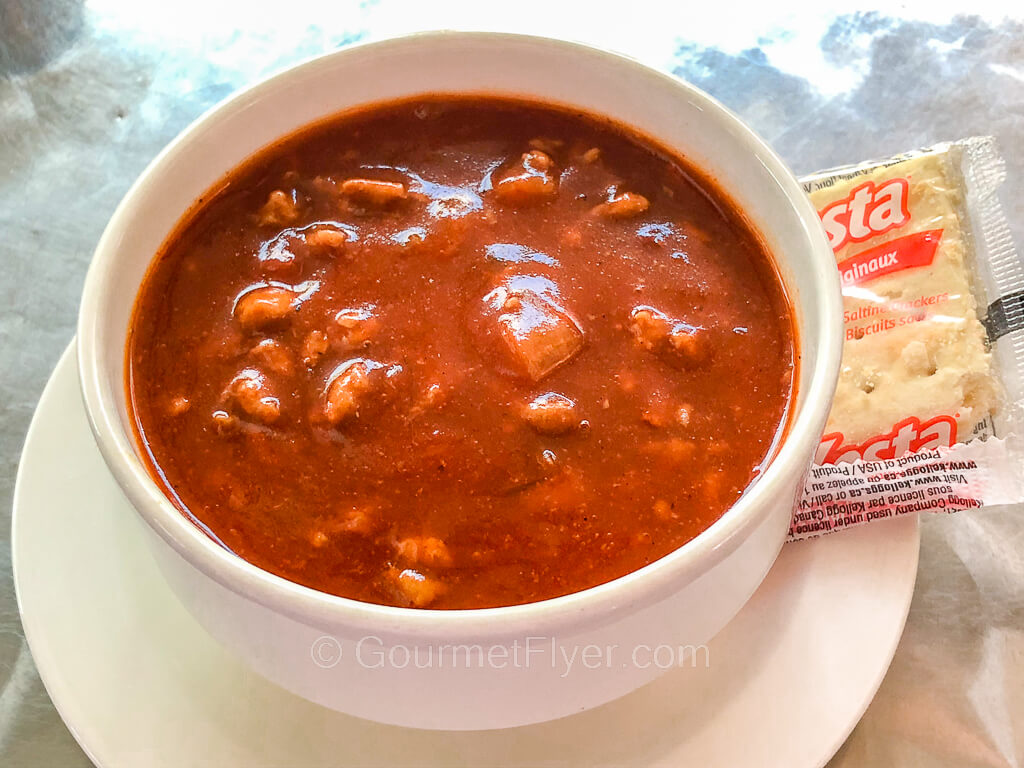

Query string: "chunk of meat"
[[407, 175, 484, 221], [211, 409, 239, 435], [629, 305, 709, 368], [395, 536, 453, 568], [258, 224, 352, 277], [305, 225, 349, 251], [493, 150, 558, 205], [641, 394, 693, 429], [334, 305, 380, 348], [408, 381, 450, 419], [322, 360, 373, 425], [234, 285, 297, 331], [310, 504, 380, 546], [341, 178, 408, 207], [384, 567, 445, 608], [301, 330, 330, 367], [592, 188, 649, 219], [302, 307, 380, 369], [320, 358, 402, 426], [527, 137, 564, 154], [337, 505, 378, 535], [257, 189, 301, 227], [522, 392, 579, 435], [372, 217, 470, 261], [481, 274, 584, 381], [249, 339, 293, 375], [257, 231, 299, 275], [223, 368, 281, 425], [393, 227, 426, 249]]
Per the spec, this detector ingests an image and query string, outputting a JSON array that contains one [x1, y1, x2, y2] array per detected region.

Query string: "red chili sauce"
[[127, 97, 796, 609]]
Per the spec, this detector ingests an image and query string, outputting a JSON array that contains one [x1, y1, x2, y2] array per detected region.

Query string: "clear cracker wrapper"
[[788, 137, 1024, 541]]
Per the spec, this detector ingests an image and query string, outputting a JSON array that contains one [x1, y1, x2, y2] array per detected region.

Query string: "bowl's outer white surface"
[[76, 32, 842, 729], [146, 483, 793, 728]]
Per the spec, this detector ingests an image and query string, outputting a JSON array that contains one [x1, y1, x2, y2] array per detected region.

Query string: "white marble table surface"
[[1, 2, 1022, 765]]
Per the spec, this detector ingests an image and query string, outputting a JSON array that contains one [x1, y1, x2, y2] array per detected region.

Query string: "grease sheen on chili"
[[128, 96, 796, 610]]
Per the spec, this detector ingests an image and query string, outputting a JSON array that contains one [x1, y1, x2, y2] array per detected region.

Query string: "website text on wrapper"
[[310, 635, 711, 676]]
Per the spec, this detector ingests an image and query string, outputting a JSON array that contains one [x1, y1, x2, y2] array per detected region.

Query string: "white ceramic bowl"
[[77, 31, 842, 730]]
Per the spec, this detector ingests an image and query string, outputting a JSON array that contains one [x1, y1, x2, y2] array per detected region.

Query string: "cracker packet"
[[788, 137, 1024, 541]]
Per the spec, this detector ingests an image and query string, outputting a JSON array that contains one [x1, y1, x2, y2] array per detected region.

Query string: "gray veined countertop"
[[2, 2, 1023, 766]]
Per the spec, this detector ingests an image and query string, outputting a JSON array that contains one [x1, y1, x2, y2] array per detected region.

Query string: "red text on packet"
[[817, 415, 958, 464], [819, 177, 911, 251], [838, 229, 943, 287]]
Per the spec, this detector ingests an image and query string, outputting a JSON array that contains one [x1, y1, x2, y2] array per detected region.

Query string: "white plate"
[[13, 344, 920, 768]]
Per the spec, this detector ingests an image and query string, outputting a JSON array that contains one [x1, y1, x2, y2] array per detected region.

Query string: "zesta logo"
[[816, 415, 957, 464], [818, 177, 911, 252]]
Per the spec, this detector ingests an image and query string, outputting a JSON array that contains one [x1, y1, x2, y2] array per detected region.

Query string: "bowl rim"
[[77, 29, 842, 637]]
